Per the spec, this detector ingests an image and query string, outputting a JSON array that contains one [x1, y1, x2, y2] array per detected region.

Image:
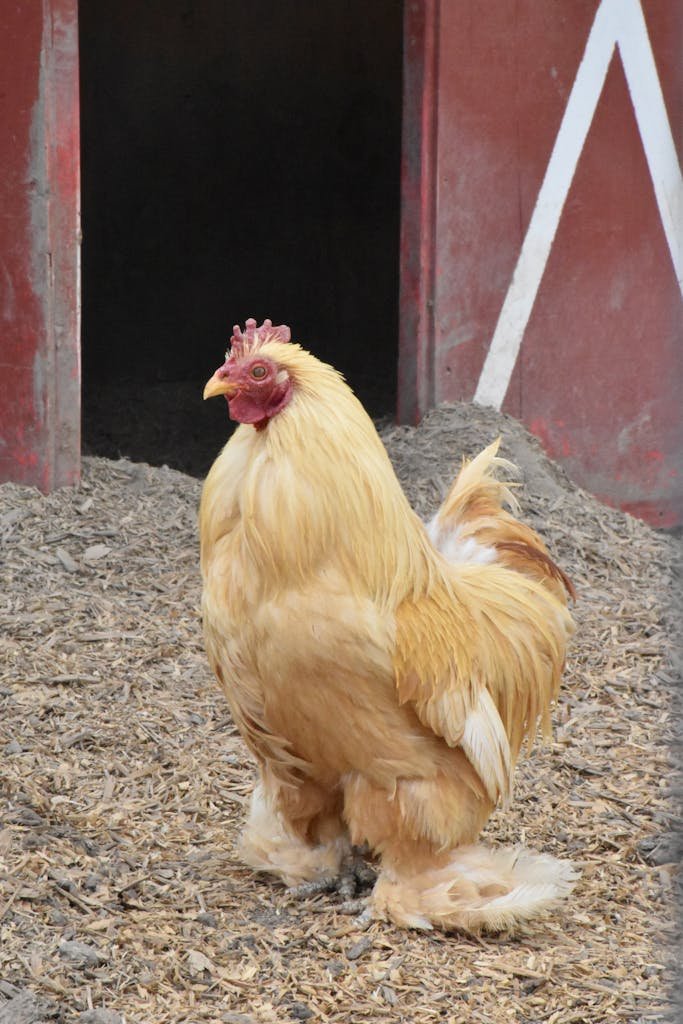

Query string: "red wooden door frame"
[[0, 0, 80, 491], [398, 0, 439, 425]]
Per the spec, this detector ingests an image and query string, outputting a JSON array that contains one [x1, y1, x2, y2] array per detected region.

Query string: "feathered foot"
[[371, 844, 578, 933], [239, 781, 350, 887]]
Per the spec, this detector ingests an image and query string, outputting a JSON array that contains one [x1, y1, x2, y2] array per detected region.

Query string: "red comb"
[[229, 318, 291, 358]]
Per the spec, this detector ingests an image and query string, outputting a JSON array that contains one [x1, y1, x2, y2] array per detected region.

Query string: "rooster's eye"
[[251, 365, 267, 380]]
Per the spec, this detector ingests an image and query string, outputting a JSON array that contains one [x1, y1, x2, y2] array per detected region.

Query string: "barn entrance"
[[79, 1, 403, 477]]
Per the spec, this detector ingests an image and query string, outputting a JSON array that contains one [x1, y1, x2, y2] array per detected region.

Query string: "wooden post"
[[397, 0, 439, 425], [0, 0, 80, 491]]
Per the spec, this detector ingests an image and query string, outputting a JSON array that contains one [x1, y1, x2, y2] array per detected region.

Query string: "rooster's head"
[[203, 318, 294, 428]]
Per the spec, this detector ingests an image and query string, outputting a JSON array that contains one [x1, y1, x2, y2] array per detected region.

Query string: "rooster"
[[200, 318, 576, 932]]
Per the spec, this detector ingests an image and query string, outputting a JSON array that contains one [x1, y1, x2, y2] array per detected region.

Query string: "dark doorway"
[[79, 1, 403, 477]]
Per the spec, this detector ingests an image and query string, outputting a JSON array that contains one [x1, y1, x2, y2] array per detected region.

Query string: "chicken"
[[200, 317, 577, 933]]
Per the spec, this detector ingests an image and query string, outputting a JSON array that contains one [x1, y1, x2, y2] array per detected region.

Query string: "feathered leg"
[[372, 841, 578, 933], [343, 772, 577, 933], [239, 773, 350, 887]]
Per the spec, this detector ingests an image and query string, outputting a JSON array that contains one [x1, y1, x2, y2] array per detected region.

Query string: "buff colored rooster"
[[200, 318, 577, 932]]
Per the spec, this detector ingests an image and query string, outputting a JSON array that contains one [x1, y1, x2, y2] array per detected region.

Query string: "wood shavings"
[[0, 402, 680, 1023]]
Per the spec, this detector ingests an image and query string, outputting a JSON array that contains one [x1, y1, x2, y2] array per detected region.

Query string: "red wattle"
[[227, 380, 293, 426]]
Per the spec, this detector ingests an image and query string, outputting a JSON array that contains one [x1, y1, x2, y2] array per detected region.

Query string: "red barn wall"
[[399, 0, 682, 526], [2, 0, 680, 526], [0, 0, 80, 491]]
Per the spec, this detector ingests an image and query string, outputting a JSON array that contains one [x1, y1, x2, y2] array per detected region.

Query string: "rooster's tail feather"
[[429, 439, 575, 602]]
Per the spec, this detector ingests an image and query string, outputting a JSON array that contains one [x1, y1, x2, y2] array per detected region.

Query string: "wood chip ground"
[[1, 403, 680, 1024]]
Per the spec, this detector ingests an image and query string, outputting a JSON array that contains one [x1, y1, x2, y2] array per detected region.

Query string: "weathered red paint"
[[0, 0, 80, 492], [397, 0, 439, 424], [399, 0, 682, 526]]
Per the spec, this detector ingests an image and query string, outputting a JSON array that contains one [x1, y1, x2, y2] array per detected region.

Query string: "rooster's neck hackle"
[[203, 340, 437, 608]]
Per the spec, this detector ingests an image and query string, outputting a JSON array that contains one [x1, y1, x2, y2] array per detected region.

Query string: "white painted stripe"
[[474, 0, 683, 411], [616, 0, 683, 291]]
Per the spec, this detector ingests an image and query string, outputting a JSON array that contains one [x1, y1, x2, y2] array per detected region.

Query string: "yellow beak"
[[203, 372, 239, 400]]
